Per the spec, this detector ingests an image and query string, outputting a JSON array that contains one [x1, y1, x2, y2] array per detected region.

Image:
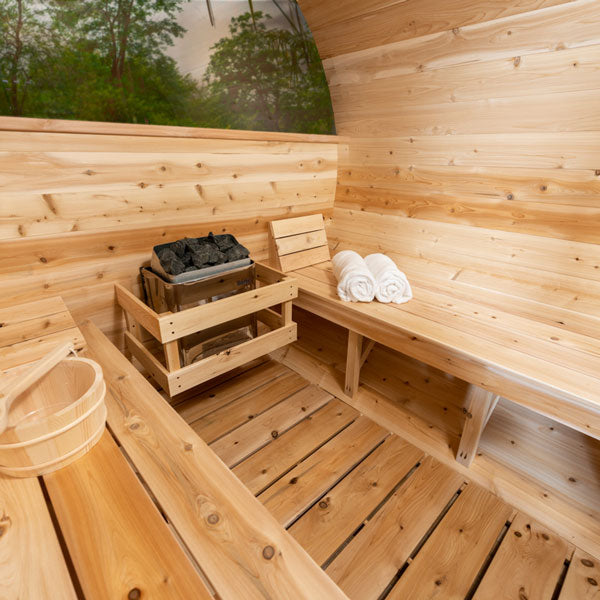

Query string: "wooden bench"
[[266, 215, 600, 467], [0, 297, 346, 599]]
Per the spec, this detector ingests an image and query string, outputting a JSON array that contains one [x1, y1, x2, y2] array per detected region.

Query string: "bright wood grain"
[[167, 324, 297, 395], [0, 475, 76, 599], [288, 435, 423, 566], [233, 398, 358, 495], [0, 115, 342, 143], [560, 548, 600, 599], [0, 121, 338, 347], [457, 386, 498, 466], [289, 263, 600, 440], [473, 512, 571, 600], [44, 432, 212, 600], [282, 319, 600, 559], [191, 371, 308, 443], [327, 456, 465, 600], [307, 0, 576, 59], [210, 385, 332, 467], [258, 416, 389, 527], [344, 330, 363, 398], [387, 484, 513, 599], [80, 321, 349, 600], [174, 360, 288, 421], [322, 0, 599, 77]]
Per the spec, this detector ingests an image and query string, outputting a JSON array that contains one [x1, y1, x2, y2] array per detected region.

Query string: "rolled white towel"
[[364, 253, 413, 304], [332, 250, 376, 302]]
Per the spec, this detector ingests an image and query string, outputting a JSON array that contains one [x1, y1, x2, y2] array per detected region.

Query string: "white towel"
[[332, 250, 376, 302], [364, 253, 413, 304]]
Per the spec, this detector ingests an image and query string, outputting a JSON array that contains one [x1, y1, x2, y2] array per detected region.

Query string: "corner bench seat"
[[285, 260, 600, 463]]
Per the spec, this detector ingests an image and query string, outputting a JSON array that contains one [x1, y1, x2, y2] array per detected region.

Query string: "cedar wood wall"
[[301, 0, 600, 243], [295, 0, 600, 528], [298, 0, 600, 317], [0, 119, 339, 344]]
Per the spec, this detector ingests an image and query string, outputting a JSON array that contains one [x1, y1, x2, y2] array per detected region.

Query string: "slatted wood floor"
[[174, 359, 600, 600]]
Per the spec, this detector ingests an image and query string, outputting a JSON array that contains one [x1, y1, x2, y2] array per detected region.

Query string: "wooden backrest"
[[269, 214, 331, 272]]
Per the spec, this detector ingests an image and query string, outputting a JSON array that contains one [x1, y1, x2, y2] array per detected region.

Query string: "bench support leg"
[[360, 339, 376, 368], [345, 330, 363, 398], [163, 340, 181, 372], [457, 385, 499, 467]]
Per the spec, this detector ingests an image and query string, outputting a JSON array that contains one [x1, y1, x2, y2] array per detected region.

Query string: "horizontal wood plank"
[[327, 456, 465, 600], [289, 435, 424, 565], [210, 385, 332, 467], [258, 416, 389, 527], [473, 512, 571, 599], [44, 432, 212, 600], [81, 321, 349, 600], [0, 475, 76, 599], [233, 398, 358, 495]]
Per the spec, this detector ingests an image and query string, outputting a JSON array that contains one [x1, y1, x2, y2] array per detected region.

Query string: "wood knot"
[[289, 477, 298, 485], [318, 500, 329, 509], [40, 256, 47, 263], [587, 577, 598, 586], [541, 533, 550, 540], [129, 422, 140, 431], [514, 530, 522, 537], [513, 56, 521, 67], [262, 545, 275, 560], [507, 193, 514, 200], [271, 430, 279, 439], [518, 587, 528, 600], [207, 513, 219, 525], [581, 558, 594, 567], [128, 588, 141, 600], [184, 442, 193, 451]]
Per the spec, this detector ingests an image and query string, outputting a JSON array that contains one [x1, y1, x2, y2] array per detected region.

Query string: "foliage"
[[203, 10, 334, 133], [0, 0, 334, 133], [0, 0, 48, 115]]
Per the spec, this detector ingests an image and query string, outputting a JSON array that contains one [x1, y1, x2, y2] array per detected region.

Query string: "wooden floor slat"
[[233, 398, 358, 495], [210, 385, 332, 467], [387, 485, 514, 600], [288, 435, 424, 566], [44, 431, 212, 600], [259, 416, 389, 527], [326, 455, 464, 600], [473, 512, 571, 600], [174, 358, 600, 600], [175, 360, 288, 423], [191, 371, 307, 443], [559, 548, 600, 599], [0, 475, 76, 600]]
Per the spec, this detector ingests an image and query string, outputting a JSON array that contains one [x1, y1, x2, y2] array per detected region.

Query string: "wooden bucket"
[[0, 357, 106, 477]]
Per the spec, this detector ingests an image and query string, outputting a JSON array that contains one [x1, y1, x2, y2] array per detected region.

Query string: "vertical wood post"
[[457, 384, 499, 467], [345, 330, 363, 398], [282, 300, 293, 326], [163, 340, 181, 371]]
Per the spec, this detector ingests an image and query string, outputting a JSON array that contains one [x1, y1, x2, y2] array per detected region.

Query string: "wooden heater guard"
[[116, 263, 297, 397]]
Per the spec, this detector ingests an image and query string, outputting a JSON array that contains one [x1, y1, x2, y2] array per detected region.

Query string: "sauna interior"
[[1, 0, 600, 598]]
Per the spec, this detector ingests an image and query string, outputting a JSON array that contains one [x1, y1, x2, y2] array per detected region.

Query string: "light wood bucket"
[[0, 357, 106, 477]]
